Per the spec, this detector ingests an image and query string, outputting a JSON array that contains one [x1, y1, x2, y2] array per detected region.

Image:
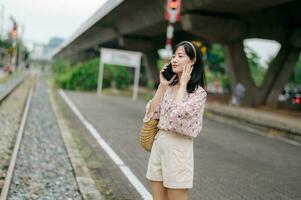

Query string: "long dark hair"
[[171, 41, 207, 93]]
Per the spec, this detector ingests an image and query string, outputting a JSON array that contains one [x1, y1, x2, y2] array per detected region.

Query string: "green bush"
[[54, 59, 99, 90], [105, 64, 133, 89], [52, 59, 71, 75], [53, 58, 133, 91]]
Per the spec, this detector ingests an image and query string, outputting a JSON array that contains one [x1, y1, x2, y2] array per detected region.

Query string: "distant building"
[[30, 37, 64, 71], [43, 37, 64, 57], [31, 37, 64, 60]]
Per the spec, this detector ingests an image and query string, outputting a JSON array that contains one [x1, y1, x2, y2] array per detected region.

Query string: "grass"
[[47, 71, 156, 102], [0, 74, 10, 84], [0, 71, 21, 84]]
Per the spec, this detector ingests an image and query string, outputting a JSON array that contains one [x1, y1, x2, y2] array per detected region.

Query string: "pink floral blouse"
[[143, 85, 207, 138]]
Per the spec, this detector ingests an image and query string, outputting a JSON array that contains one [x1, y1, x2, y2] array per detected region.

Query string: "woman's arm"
[[143, 65, 176, 122], [147, 63, 177, 115], [175, 63, 193, 103], [147, 84, 167, 115], [167, 64, 207, 137]]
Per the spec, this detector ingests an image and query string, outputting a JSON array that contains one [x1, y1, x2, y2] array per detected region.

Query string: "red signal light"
[[11, 21, 18, 38], [11, 30, 17, 37], [170, 1, 178, 9], [165, 0, 182, 23]]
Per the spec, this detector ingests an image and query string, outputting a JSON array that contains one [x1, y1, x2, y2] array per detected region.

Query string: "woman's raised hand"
[[179, 63, 193, 87]]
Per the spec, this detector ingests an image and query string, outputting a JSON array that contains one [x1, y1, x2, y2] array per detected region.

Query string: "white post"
[[97, 59, 104, 96], [98, 48, 142, 101], [133, 64, 140, 101]]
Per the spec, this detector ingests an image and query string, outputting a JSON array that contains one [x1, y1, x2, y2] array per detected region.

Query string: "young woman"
[[143, 41, 207, 200]]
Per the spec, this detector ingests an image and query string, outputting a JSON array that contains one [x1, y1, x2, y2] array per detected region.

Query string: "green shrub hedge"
[[53, 58, 133, 91]]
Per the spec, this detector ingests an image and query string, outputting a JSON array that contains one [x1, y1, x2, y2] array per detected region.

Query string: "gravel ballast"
[[0, 78, 31, 192], [8, 79, 82, 200]]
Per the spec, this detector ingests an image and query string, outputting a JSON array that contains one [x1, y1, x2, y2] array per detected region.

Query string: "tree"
[[206, 44, 225, 74], [244, 46, 267, 87], [292, 55, 301, 85]]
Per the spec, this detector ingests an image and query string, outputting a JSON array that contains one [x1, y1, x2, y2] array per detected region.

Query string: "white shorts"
[[146, 129, 194, 189]]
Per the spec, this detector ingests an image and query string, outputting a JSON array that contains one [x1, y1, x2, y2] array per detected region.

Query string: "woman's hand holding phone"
[[160, 64, 176, 87]]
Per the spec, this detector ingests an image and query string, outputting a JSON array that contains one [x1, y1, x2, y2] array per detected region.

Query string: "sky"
[[245, 39, 280, 68], [1, 0, 107, 44], [0, 0, 280, 67]]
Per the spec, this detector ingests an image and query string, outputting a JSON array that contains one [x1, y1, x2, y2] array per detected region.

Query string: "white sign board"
[[101, 48, 142, 67], [97, 48, 142, 101]]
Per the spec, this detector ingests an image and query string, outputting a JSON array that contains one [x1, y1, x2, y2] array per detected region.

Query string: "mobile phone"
[[162, 63, 176, 81]]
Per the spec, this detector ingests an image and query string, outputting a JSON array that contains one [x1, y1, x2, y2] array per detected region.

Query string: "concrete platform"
[[56, 90, 301, 200]]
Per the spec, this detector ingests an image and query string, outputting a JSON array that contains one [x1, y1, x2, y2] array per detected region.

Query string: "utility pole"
[[0, 5, 4, 39], [10, 16, 18, 71], [17, 24, 25, 69]]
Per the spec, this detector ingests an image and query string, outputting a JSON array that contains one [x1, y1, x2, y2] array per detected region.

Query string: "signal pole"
[[10, 16, 18, 71], [158, 0, 182, 63], [17, 24, 25, 69], [0, 5, 4, 39]]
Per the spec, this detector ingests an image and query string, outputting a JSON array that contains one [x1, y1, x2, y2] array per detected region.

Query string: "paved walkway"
[[206, 101, 301, 142], [60, 91, 301, 200]]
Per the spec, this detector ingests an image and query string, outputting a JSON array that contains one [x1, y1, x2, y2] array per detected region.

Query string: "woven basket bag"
[[140, 118, 159, 152]]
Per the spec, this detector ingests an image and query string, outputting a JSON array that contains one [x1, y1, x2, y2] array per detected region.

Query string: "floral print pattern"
[[143, 85, 207, 138]]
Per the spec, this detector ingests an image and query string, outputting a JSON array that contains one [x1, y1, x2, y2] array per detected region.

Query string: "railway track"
[[0, 74, 27, 103], [0, 79, 35, 200], [0, 76, 82, 200]]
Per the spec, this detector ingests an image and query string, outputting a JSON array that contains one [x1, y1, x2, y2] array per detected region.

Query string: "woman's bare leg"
[[150, 181, 168, 200], [167, 188, 188, 200]]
